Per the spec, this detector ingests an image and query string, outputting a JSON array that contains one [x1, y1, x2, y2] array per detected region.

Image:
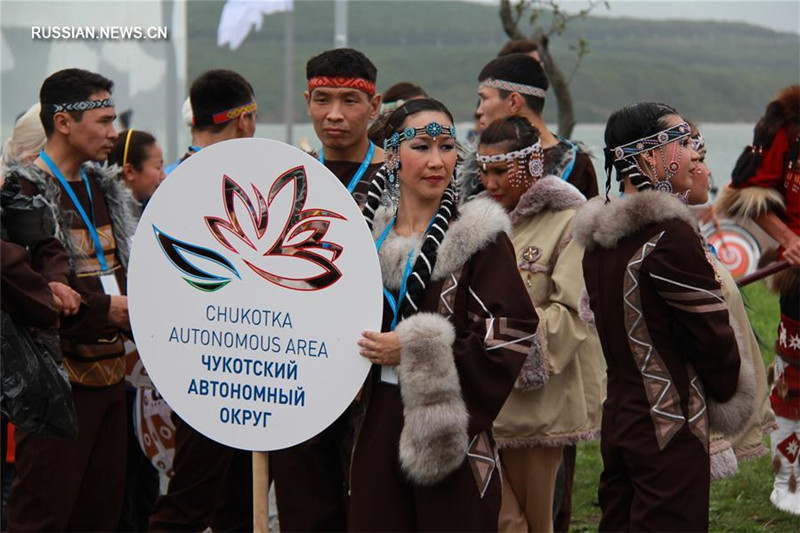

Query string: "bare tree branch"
[[497, 0, 608, 137]]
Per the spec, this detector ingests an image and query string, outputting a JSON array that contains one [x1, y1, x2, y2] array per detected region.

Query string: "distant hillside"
[[188, 0, 800, 124]]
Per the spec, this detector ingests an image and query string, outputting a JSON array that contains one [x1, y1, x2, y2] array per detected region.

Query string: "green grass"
[[572, 282, 800, 532]]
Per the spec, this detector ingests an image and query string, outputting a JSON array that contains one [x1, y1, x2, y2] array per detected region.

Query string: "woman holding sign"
[[352, 99, 543, 530]]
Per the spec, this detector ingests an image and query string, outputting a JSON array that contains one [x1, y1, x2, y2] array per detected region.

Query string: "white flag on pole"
[[217, 0, 294, 50]]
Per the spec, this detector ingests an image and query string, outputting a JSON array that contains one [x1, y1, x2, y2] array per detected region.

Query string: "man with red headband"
[[269, 48, 383, 532], [148, 69, 258, 532], [304, 48, 384, 207]]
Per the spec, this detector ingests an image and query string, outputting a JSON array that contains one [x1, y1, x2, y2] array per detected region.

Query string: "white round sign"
[[128, 138, 382, 451]]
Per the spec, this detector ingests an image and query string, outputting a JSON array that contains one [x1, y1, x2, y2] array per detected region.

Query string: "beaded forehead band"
[[611, 121, 691, 162], [478, 140, 544, 187], [480, 78, 546, 99], [383, 122, 457, 151], [193, 101, 257, 126], [49, 98, 114, 113], [477, 141, 542, 165], [308, 76, 376, 96]]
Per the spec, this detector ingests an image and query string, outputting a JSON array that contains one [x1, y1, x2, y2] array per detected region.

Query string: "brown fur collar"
[[774, 85, 800, 125], [502, 176, 586, 227], [573, 190, 696, 251], [4, 162, 136, 270], [373, 196, 511, 290]]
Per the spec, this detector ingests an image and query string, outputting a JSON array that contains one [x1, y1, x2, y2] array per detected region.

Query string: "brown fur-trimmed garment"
[[348, 196, 539, 531], [575, 190, 747, 531]]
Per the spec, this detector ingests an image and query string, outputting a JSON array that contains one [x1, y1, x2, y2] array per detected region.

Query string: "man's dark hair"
[[306, 48, 377, 84], [383, 82, 426, 105], [39, 68, 114, 137], [498, 39, 538, 57], [190, 69, 255, 133], [478, 53, 548, 114]]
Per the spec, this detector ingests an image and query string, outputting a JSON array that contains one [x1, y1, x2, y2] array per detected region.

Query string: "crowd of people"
[[0, 39, 797, 532]]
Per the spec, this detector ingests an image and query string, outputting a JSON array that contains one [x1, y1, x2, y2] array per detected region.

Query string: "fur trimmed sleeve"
[[395, 313, 467, 485], [708, 356, 757, 436], [450, 233, 538, 435]]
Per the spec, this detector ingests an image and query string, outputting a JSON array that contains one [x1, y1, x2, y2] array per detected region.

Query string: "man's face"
[[476, 85, 511, 132], [63, 90, 118, 162], [305, 87, 379, 153]]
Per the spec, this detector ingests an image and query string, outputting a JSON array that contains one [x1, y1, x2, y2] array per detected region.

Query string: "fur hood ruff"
[[573, 190, 695, 251], [373, 195, 511, 290], [6, 162, 136, 270], [506, 175, 585, 227]]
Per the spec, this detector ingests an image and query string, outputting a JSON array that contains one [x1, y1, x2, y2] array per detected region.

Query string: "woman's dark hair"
[[383, 82, 427, 105], [479, 116, 541, 153], [383, 98, 455, 140], [108, 130, 157, 172], [603, 102, 678, 197], [362, 98, 458, 324]]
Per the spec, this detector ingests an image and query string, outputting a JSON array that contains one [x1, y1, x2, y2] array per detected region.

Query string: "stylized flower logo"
[[153, 225, 241, 292], [156, 165, 347, 292]]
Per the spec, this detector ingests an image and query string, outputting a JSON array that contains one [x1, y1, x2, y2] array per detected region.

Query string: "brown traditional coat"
[[348, 196, 541, 532], [5, 163, 136, 386], [574, 190, 755, 532]]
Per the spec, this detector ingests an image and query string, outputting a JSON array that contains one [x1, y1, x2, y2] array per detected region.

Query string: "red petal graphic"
[[205, 167, 348, 291]]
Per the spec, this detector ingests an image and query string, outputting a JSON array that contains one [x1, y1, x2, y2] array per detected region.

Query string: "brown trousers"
[[599, 422, 710, 532], [148, 413, 252, 532], [8, 381, 127, 532], [270, 410, 350, 532], [498, 446, 564, 533]]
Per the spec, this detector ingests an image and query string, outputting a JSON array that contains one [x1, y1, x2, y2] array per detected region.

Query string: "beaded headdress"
[[308, 76, 376, 96], [48, 98, 114, 113], [609, 121, 691, 197], [480, 78, 546, 99], [477, 140, 544, 188], [383, 121, 458, 202]]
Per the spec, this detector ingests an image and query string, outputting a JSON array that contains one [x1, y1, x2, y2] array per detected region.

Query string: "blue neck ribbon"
[[374, 213, 436, 331], [318, 141, 375, 194], [39, 150, 109, 271]]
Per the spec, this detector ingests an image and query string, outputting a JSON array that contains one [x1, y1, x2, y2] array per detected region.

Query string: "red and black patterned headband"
[[308, 76, 375, 96], [193, 101, 258, 127]]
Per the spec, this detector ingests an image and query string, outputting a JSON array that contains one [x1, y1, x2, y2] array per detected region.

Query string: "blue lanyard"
[[555, 135, 578, 182], [39, 150, 109, 272], [374, 213, 436, 331], [318, 141, 375, 194]]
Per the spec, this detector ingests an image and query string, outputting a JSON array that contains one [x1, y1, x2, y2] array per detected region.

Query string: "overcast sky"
[[467, 0, 800, 35]]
